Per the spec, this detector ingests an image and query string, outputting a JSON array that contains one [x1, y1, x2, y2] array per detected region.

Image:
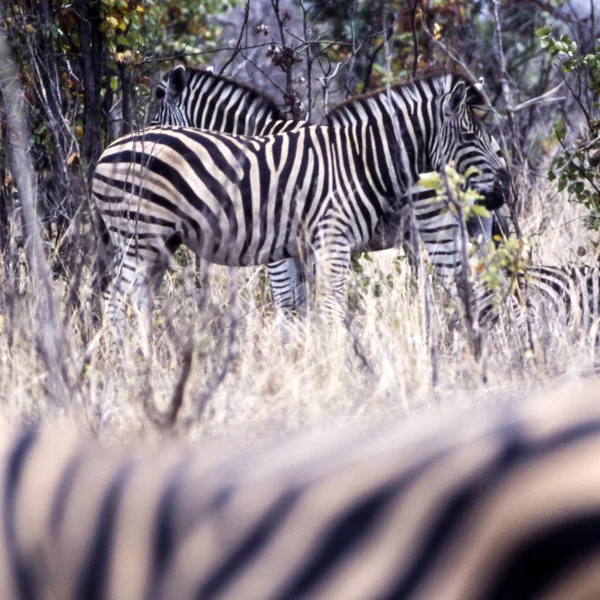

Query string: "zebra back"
[[153, 64, 303, 136], [480, 262, 600, 338], [2, 384, 600, 598], [524, 264, 600, 330]]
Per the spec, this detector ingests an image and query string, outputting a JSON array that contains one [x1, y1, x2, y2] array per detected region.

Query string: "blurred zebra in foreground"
[[2, 383, 600, 598], [95, 72, 509, 325]]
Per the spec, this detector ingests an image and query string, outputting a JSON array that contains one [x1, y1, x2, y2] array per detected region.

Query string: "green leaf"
[[110, 76, 119, 92], [557, 176, 567, 192], [536, 26, 552, 37], [463, 189, 484, 204], [470, 204, 490, 218], [554, 120, 566, 142], [464, 165, 482, 179], [418, 172, 443, 191]]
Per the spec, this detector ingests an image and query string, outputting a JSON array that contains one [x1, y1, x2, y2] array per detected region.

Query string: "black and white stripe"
[[3, 386, 600, 598], [480, 263, 600, 341], [153, 67, 509, 316], [153, 65, 308, 312], [94, 73, 510, 324], [524, 264, 600, 330]]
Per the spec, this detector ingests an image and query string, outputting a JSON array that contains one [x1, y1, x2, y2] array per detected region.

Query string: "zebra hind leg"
[[310, 238, 351, 323], [103, 239, 174, 356], [267, 258, 308, 317]]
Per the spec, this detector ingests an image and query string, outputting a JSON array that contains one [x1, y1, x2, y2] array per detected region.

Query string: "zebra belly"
[[189, 222, 301, 267]]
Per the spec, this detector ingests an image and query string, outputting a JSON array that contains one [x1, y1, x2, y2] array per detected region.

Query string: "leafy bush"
[[537, 26, 600, 233]]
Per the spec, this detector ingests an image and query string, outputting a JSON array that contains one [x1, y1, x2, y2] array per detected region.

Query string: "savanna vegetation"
[[0, 0, 598, 441]]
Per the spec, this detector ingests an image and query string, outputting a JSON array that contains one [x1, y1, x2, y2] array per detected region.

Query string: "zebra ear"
[[167, 65, 188, 99], [444, 81, 467, 117], [466, 78, 488, 109]]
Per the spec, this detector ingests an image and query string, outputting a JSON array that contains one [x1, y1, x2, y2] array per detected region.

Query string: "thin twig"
[[195, 268, 239, 421], [219, 0, 250, 75], [143, 337, 194, 430], [511, 82, 565, 113], [382, 5, 438, 387], [490, 0, 524, 164], [410, 0, 419, 79]]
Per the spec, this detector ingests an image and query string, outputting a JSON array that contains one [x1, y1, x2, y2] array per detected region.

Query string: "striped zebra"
[[2, 383, 600, 598], [152, 64, 308, 312], [94, 73, 510, 325], [480, 263, 600, 342], [152, 66, 509, 315], [516, 264, 600, 336]]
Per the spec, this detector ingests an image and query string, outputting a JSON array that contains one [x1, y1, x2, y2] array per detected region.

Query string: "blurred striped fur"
[[2, 384, 600, 598]]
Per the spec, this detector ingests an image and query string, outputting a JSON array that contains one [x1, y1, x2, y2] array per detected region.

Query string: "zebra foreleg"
[[267, 258, 308, 316]]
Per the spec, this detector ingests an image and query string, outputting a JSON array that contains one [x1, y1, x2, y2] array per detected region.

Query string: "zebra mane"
[[328, 72, 487, 119], [162, 65, 287, 121]]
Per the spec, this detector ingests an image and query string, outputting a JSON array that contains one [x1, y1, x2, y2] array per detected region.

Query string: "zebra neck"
[[327, 96, 438, 206]]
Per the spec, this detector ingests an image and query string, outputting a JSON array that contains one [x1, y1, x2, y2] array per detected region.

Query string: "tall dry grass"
[[0, 171, 597, 444]]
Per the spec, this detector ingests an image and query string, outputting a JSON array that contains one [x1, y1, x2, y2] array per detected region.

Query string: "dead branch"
[[490, 0, 523, 164], [194, 268, 239, 421], [0, 31, 72, 405], [511, 82, 566, 113]]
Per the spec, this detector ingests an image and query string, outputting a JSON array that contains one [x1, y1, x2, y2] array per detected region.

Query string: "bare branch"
[[490, 0, 523, 164], [219, 0, 250, 75], [410, 0, 419, 79], [511, 82, 566, 113], [0, 31, 72, 405]]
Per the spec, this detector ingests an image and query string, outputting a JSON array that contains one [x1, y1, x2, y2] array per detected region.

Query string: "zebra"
[[2, 383, 600, 598], [152, 64, 309, 312], [94, 73, 510, 327], [479, 262, 600, 344], [152, 66, 509, 315], [523, 264, 600, 331]]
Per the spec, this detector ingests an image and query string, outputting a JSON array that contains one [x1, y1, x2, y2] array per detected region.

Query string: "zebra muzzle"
[[480, 169, 511, 212]]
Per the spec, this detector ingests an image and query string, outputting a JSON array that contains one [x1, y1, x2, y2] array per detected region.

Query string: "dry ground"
[[0, 174, 597, 444]]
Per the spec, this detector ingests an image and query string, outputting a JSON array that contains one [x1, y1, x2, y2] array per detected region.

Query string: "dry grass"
[[0, 173, 597, 445]]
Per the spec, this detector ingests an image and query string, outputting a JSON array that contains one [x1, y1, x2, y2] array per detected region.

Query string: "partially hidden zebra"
[[94, 73, 510, 325], [151, 66, 509, 315], [152, 64, 309, 312], [3, 382, 600, 598], [476, 261, 600, 348]]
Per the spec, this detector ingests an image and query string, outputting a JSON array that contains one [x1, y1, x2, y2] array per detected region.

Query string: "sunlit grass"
[[0, 174, 597, 441]]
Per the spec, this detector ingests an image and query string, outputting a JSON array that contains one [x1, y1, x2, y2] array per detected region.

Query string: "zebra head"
[[151, 65, 191, 126], [437, 77, 511, 243]]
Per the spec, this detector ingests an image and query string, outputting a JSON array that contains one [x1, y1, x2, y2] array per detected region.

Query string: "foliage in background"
[[537, 25, 600, 233], [1, 0, 599, 412], [0, 0, 598, 312], [0, 0, 237, 241]]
